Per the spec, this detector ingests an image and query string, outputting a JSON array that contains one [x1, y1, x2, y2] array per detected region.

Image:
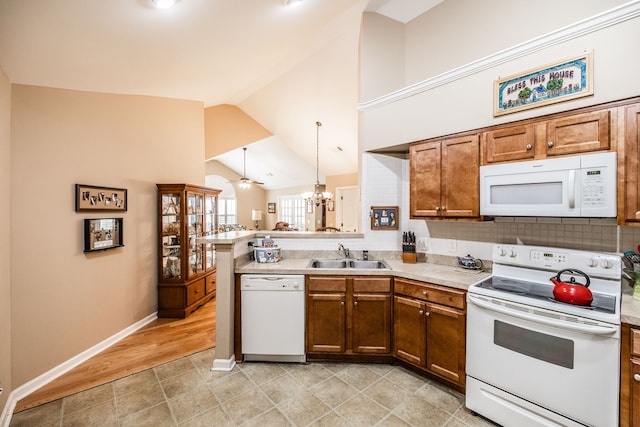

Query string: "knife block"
[[402, 253, 417, 263]]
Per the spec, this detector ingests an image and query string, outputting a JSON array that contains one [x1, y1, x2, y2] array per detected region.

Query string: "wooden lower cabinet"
[[393, 277, 466, 390], [158, 269, 216, 318], [620, 324, 640, 426], [306, 275, 392, 356]]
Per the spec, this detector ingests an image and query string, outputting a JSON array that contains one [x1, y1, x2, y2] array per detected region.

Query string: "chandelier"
[[302, 121, 333, 207]]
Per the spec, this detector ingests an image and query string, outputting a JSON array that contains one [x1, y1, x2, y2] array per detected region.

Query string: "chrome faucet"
[[338, 243, 350, 259]]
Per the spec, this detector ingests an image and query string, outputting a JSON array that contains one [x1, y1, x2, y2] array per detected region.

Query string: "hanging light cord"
[[315, 121, 321, 188]]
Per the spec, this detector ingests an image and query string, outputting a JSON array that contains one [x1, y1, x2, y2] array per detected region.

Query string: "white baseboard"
[[211, 356, 236, 372], [0, 312, 158, 427]]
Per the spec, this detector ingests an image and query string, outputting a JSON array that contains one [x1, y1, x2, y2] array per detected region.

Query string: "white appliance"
[[480, 151, 616, 217], [466, 244, 622, 427], [241, 274, 306, 363]]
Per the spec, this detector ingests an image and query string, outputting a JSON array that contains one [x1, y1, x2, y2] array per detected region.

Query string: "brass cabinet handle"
[[422, 291, 427, 296], [634, 374, 640, 382], [341, 301, 345, 306], [419, 310, 424, 315], [425, 311, 430, 317], [547, 141, 554, 148], [353, 301, 358, 306], [526, 144, 532, 150]]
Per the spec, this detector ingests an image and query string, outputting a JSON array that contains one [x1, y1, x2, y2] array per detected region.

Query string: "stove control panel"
[[492, 244, 621, 279]]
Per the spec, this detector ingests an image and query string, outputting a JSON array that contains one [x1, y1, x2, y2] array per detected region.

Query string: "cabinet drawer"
[[308, 276, 347, 292], [353, 277, 391, 293], [394, 278, 465, 310], [186, 279, 205, 306], [205, 274, 216, 295], [631, 329, 640, 357]]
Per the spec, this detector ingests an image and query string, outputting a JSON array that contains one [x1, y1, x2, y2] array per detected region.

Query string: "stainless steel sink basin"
[[308, 259, 390, 270], [309, 259, 349, 269], [348, 260, 390, 269]]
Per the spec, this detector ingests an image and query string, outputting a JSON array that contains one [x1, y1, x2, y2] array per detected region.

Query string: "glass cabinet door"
[[205, 194, 217, 270], [161, 193, 181, 280], [187, 192, 204, 278]]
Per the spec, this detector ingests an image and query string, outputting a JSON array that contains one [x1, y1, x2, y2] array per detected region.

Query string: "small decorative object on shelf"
[[156, 184, 221, 318]]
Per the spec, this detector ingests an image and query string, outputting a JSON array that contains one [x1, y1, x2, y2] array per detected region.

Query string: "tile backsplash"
[[426, 218, 640, 254]]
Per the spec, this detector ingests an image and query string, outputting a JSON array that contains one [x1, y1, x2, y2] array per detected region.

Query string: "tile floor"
[[9, 349, 498, 427]]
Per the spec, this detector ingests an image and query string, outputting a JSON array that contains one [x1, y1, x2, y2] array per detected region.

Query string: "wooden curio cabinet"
[[157, 183, 221, 318]]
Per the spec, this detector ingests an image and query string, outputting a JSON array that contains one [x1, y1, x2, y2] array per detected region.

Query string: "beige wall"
[[204, 104, 272, 160], [10, 85, 205, 387], [326, 173, 358, 229], [205, 159, 265, 229], [360, 1, 640, 150], [0, 66, 11, 410], [404, 0, 628, 87]]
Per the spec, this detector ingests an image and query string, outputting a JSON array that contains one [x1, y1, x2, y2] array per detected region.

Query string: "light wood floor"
[[14, 299, 216, 413]]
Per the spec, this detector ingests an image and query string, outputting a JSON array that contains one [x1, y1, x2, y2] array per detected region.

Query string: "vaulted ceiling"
[[0, 0, 441, 189]]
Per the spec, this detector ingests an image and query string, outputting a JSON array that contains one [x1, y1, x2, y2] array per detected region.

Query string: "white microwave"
[[480, 152, 616, 217]]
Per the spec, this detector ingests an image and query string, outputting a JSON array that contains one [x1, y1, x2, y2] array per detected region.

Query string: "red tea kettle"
[[550, 269, 592, 306]]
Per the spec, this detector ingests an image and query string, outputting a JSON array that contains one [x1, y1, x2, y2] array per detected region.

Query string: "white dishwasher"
[[240, 274, 306, 363]]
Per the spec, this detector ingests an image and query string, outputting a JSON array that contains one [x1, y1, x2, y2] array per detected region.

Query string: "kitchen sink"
[[308, 259, 390, 270], [348, 260, 390, 269], [309, 259, 349, 269]]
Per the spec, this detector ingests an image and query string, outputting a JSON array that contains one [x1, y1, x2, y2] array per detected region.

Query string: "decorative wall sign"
[[494, 51, 593, 116], [76, 184, 128, 212], [370, 206, 398, 230], [268, 202, 276, 214]]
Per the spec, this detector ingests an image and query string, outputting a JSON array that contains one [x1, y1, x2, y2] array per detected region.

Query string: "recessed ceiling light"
[[283, 0, 303, 6], [151, 0, 177, 9]]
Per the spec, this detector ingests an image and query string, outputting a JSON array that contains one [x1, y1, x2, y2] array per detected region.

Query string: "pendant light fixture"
[[302, 121, 333, 207]]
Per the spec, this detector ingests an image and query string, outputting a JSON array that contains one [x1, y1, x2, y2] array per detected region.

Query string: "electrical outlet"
[[416, 237, 429, 253], [447, 239, 457, 253]]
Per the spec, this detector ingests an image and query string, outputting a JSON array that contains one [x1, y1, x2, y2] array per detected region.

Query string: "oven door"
[[466, 293, 619, 427]]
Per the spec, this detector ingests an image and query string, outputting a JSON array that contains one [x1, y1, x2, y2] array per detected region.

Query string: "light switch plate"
[[447, 239, 457, 253]]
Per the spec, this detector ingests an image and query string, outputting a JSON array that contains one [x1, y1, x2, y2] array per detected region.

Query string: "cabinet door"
[[393, 295, 425, 366], [624, 104, 640, 222], [307, 293, 346, 353], [425, 303, 466, 386], [545, 110, 610, 156], [410, 141, 441, 217], [352, 293, 391, 354], [632, 358, 640, 426], [441, 134, 480, 217], [186, 192, 204, 279], [484, 124, 535, 163], [160, 192, 182, 280]]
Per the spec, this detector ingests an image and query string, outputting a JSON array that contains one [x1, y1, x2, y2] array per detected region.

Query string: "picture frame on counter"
[[76, 184, 128, 212], [494, 51, 593, 116], [370, 206, 398, 230]]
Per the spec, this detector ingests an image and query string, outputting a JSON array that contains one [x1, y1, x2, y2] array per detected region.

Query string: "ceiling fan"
[[231, 147, 264, 188]]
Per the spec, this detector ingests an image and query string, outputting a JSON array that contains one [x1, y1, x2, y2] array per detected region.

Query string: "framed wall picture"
[[76, 184, 127, 212], [370, 206, 398, 230], [268, 202, 276, 214], [83, 217, 124, 252]]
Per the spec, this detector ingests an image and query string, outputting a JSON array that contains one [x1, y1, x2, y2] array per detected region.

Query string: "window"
[[218, 197, 237, 225], [278, 195, 305, 230]]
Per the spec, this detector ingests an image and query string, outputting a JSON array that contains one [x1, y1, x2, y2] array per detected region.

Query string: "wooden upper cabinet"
[[543, 109, 611, 156], [484, 124, 535, 163], [441, 135, 480, 218], [410, 135, 479, 218], [410, 141, 441, 217], [623, 104, 640, 222]]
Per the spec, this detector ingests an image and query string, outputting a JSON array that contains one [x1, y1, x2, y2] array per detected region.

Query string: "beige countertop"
[[237, 257, 640, 325], [235, 258, 490, 292]]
